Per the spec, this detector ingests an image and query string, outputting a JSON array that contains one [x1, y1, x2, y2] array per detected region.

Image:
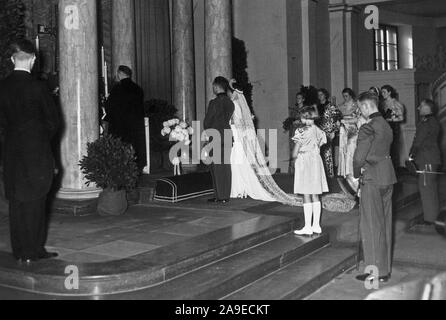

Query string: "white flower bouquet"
[[161, 118, 194, 146]]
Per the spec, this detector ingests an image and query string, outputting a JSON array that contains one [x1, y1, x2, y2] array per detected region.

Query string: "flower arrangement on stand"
[[161, 119, 195, 175], [161, 119, 193, 145]]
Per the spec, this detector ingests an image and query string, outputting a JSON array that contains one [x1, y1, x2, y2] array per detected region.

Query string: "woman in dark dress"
[[291, 92, 306, 126], [316, 89, 343, 178], [369, 86, 385, 115], [381, 85, 405, 169], [287, 92, 306, 173]]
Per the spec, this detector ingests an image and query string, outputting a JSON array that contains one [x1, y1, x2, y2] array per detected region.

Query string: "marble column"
[[111, 0, 136, 76], [172, 0, 196, 122], [57, 0, 101, 200], [301, 0, 318, 86], [205, 0, 233, 105], [329, 4, 360, 102]]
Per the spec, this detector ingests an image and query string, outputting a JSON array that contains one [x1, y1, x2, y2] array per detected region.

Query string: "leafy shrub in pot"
[[79, 135, 139, 216]]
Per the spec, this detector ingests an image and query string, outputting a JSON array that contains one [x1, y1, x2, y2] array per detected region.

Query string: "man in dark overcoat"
[[104, 65, 146, 172], [353, 92, 397, 284], [204, 77, 235, 203], [0, 40, 60, 263], [410, 99, 442, 225]]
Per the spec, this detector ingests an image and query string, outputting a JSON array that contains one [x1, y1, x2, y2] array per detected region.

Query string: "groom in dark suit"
[[204, 77, 235, 203], [0, 39, 60, 263]]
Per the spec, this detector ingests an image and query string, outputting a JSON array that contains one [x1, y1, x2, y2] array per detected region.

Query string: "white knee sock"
[[295, 203, 313, 235], [312, 202, 322, 234]]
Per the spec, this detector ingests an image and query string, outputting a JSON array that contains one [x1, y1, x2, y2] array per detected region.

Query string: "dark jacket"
[[104, 78, 145, 143], [0, 71, 60, 201], [410, 115, 442, 167], [353, 113, 397, 186], [204, 93, 235, 143]]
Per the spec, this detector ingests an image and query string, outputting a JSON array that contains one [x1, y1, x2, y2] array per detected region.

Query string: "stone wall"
[[233, 0, 292, 173]]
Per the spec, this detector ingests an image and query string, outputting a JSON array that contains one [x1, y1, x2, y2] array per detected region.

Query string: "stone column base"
[[52, 188, 102, 216], [50, 197, 98, 217], [56, 188, 102, 200]]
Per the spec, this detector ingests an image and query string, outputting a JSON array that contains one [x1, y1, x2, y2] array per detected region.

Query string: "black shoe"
[[355, 273, 372, 282], [416, 217, 434, 226], [208, 198, 218, 203], [39, 252, 59, 260], [356, 273, 391, 283], [379, 274, 391, 283]]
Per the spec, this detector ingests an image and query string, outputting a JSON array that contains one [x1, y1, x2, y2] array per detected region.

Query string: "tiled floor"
[[0, 200, 261, 263], [308, 248, 445, 300], [0, 175, 431, 268], [0, 175, 436, 300], [307, 178, 446, 301]]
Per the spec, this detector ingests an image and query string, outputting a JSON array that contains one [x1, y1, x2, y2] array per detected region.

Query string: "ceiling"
[[378, 0, 446, 18]]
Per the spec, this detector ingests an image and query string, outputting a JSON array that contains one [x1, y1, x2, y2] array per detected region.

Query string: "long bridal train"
[[229, 88, 356, 213], [230, 89, 302, 207]]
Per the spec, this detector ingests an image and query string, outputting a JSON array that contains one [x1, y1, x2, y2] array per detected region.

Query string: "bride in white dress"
[[229, 81, 301, 206]]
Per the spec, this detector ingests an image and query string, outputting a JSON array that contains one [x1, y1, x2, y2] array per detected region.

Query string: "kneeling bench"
[[154, 172, 214, 203]]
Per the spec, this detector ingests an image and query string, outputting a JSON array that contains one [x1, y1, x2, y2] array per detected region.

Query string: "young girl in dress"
[[292, 106, 329, 236]]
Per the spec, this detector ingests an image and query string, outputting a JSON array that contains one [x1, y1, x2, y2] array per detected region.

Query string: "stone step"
[[0, 215, 300, 296], [107, 233, 330, 300], [223, 246, 357, 300]]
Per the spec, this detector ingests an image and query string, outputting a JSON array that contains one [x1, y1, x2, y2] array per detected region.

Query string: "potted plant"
[[79, 135, 139, 216]]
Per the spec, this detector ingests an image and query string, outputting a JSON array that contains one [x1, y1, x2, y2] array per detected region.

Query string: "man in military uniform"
[[353, 92, 397, 283], [409, 99, 442, 225], [204, 77, 235, 203]]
